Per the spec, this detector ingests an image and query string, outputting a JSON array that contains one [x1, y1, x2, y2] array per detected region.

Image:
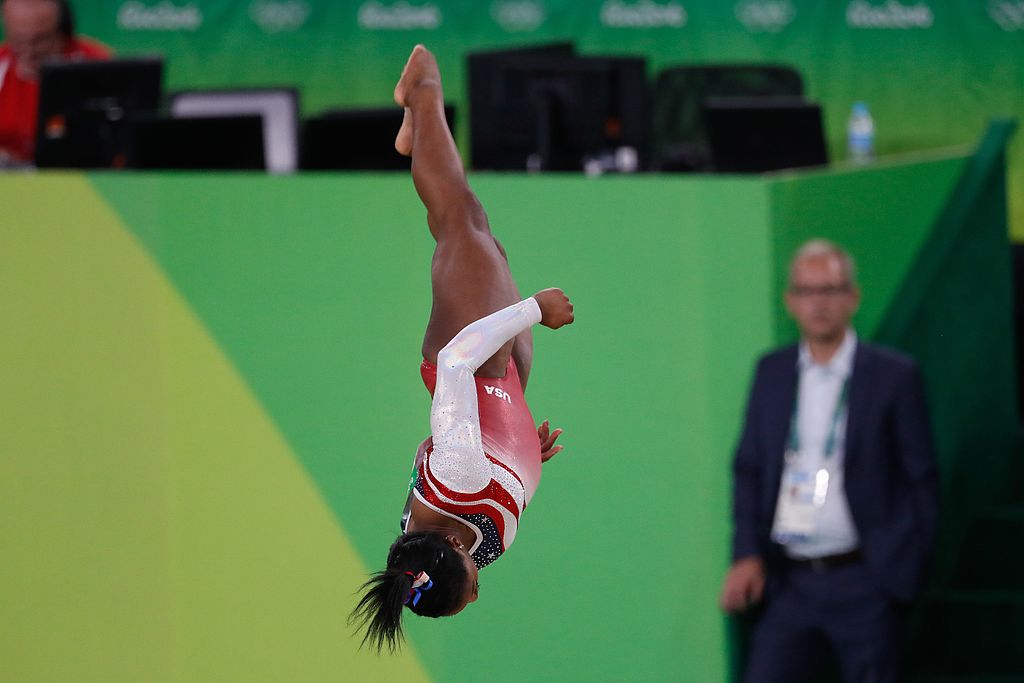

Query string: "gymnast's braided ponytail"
[[350, 531, 469, 653]]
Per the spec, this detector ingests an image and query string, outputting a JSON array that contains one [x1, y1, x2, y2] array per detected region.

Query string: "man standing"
[[721, 240, 939, 682], [0, 0, 110, 165]]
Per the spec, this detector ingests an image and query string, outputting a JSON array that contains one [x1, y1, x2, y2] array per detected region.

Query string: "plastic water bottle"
[[847, 102, 875, 163]]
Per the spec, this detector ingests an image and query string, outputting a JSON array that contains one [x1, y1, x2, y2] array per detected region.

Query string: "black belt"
[[787, 549, 863, 572]]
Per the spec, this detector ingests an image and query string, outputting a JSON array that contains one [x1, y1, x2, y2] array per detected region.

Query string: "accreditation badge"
[[771, 450, 818, 544]]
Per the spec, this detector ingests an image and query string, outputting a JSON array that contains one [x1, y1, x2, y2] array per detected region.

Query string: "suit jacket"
[[731, 340, 940, 602]]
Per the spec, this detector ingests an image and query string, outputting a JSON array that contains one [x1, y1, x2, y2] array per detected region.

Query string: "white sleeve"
[[427, 298, 542, 492]]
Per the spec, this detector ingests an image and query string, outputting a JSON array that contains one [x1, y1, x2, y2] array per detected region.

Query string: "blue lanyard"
[[787, 376, 850, 460]]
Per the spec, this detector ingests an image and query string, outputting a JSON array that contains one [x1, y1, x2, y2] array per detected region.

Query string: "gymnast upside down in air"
[[350, 46, 575, 652]]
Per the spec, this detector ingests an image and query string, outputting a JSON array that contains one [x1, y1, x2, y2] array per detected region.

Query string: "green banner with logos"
[[3, 0, 1022, 238]]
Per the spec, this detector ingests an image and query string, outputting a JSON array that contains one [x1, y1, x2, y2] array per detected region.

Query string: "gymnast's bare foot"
[[395, 107, 414, 156], [393, 45, 442, 156]]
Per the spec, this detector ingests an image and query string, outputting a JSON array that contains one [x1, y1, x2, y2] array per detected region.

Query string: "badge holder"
[[771, 378, 847, 545]]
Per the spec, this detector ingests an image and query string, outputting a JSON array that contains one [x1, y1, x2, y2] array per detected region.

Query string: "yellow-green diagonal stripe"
[[0, 173, 429, 682]]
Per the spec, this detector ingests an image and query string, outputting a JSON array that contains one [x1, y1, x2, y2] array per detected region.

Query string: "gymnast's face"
[[444, 536, 480, 615]]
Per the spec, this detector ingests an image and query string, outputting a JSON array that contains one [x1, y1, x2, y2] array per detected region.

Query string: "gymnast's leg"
[[394, 45, 533, 382]]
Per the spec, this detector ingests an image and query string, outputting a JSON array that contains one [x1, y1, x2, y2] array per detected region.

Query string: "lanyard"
[[787, 376, 850, 460]]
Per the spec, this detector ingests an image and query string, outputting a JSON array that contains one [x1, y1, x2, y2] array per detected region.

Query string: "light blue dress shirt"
[[776, 329, 861, 559]]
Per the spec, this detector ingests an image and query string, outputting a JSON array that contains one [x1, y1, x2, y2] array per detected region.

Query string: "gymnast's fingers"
[[540, 426, 563, 451], [541, 444, 563, 463]]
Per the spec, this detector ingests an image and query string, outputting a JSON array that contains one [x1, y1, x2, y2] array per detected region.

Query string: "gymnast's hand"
[[537, 420, 564, 463], [533, 288, 574, 329]]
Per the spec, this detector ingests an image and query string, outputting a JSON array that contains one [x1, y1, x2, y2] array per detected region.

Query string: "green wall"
[[3, 141, 1007, 681], [86, 172, 778, 681], [872, 123, 1021, 585], [0, 174, 428, 682], [769, 149, 969, 341]]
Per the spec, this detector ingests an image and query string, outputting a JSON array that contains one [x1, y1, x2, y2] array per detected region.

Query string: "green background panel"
[[0, 174, 428, 682], [90, 172, 776, 681], [872, 123, 1021, 585], [769, 150, 968, 342], [1, 136, 1012, 680]]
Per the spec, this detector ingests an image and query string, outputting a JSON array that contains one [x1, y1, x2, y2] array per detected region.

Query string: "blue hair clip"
[[410, 579, 433, 606], [403, 571, 434, 607]]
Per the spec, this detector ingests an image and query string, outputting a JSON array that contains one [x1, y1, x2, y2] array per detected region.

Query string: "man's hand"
[[719, 556, 766, 614], [537, 420, 564, 463], [533, 288, 574, 329]]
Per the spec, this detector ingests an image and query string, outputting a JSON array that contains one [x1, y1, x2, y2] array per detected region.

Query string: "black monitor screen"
[[34, 57, 164, 169], [300, 106, 455, 171], [470, 52, 648, 172], [126, 115, 266, 171], [704, 97, 828, 174], [468, 43, 574, 170]]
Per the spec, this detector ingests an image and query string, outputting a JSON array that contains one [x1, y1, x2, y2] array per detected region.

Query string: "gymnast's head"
[[350, 530, 480, 652]]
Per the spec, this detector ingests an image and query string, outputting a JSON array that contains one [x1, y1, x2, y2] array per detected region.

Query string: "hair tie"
[[402, 570, 433, 607]]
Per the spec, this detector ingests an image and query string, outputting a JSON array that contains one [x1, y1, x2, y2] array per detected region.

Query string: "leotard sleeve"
[[427, 298, 543, 491]]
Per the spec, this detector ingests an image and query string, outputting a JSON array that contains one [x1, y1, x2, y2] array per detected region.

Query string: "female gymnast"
[[350, 45, 575, 652]]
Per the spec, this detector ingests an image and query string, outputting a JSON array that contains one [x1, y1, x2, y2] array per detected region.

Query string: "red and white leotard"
[[402, 298, 544, 569]]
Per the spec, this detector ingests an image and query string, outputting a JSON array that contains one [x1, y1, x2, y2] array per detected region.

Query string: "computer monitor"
[[34, 56, 163, 168], [169, 88, 299, 174], [467, 43, 575, 170], [125, 115, 266, 171], [469, 50, 649, 172], [299, 105, 456, 171], [703, 97, 828, 173], [651, 64, 805, 172]]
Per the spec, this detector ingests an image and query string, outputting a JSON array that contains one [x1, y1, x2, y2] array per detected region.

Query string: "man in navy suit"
[[720, 240, 939, 683]]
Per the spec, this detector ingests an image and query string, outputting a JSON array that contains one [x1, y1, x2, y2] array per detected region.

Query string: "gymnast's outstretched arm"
[[429, 290, 573, 489], [428, 298, 543, 491]]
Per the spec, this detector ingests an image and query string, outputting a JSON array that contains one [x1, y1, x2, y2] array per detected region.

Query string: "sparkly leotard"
[[401, 298, 544, 569]]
